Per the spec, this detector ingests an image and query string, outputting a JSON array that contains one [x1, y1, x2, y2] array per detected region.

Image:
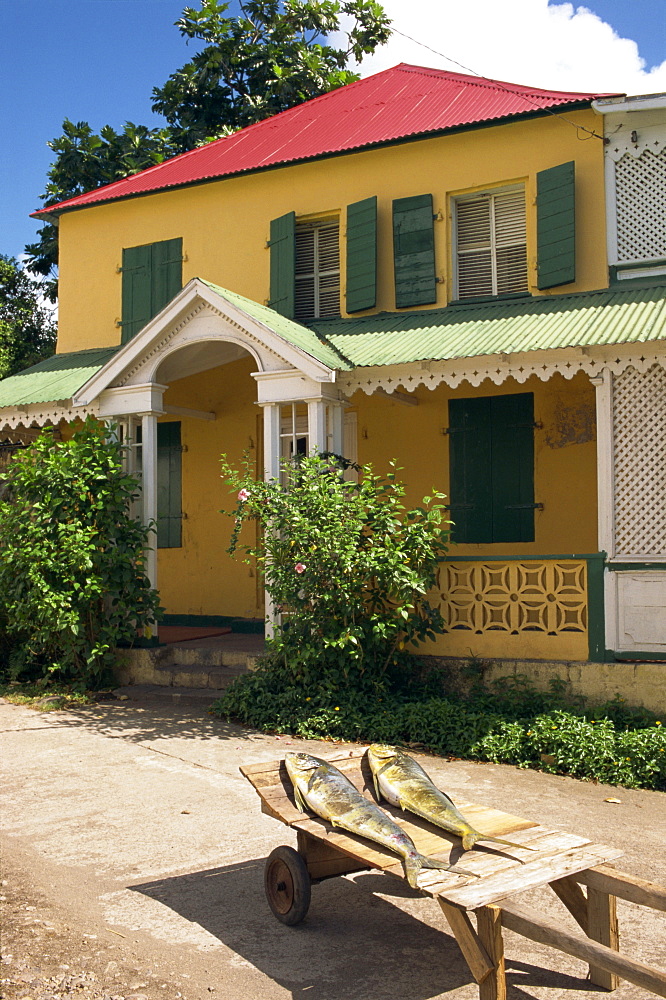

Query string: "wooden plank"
[[477, 905, 507, 1000], [438, 899, 494, 984], [429, 845, 624, 909], [587, 887, 620, 990], [575, 865, 666, 913], [499, 898, 666, 999], [549, 875, 589, 933], [296, 830, 367, 881]]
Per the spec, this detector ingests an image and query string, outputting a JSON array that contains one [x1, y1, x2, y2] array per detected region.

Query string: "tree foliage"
[[0, 255, 56, 378], [0, 419, 161, 687], [25, 0, 391, 298], [152, 0, 392, 149]]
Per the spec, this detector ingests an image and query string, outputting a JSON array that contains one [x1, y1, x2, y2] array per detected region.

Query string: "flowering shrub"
[[219, 454, 449, 706]]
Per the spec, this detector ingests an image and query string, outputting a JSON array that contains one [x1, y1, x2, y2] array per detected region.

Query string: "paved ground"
[[1, 695, 665, 1000]]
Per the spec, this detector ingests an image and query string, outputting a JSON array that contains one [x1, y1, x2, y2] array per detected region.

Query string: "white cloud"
[[345, 0, 666, 97]]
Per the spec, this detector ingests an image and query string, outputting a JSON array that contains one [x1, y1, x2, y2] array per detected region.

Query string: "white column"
[[307, 398, 327, 454], [330, 402, 345, 456], [260, 403, 281, 638], [141, 413, 159, 640], [590, 370, 614, 557], [262, 402, 281, 480], [590, 369, 615, 652]]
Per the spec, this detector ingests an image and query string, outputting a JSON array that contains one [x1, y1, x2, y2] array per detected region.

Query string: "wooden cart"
[[241, 748, 666, 999]]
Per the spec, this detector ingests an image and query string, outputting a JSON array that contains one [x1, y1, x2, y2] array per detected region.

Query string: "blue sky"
[[2, 0, 665, 263]]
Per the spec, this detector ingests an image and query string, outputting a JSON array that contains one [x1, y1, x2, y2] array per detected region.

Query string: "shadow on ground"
[[58, 701, 259, 746], [130, 860, 601, 1000]]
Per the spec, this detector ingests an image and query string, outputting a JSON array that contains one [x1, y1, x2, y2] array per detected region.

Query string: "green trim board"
[[609, 651, 666, 662], [607, 563, 666, 571], [439, 553, 603, 561], [162, 614, 265, 633]]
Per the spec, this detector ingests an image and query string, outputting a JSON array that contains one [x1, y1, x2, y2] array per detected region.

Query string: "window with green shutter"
[[346, 196, 377, 312], [448, 393, 535, 543], [454, 188, 527, 299], [157, 422, 182, 548], [536, 161, 576, 289], [121, 238, 183, 343], [392, 194, 437, 308], [294, 220, 340, 322]]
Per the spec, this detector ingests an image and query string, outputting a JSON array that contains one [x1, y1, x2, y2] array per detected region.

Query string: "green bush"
[[213, 678, 666, 791], [221, 454, 450, 705], [0, 418, 161, 687]]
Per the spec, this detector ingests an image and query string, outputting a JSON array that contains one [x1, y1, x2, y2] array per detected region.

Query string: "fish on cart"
[[285, 752, 478, 888], [367, 744, 538, 860]]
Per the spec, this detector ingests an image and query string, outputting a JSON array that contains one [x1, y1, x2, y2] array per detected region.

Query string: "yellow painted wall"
[[352, 371, 597, 555], [56, 110, 606, 353], [351, 371, 597, 660], [156, 354, 263, 618]]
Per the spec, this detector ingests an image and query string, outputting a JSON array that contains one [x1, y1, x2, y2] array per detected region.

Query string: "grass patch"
[[0, 680, 95, 710], [211, 667, 666, 791]]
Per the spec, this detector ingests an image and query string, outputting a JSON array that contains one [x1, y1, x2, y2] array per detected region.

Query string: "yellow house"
[[2, 65, 665, 671]]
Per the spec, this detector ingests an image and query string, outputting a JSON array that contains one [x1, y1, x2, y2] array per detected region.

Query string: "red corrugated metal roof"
[[33, 63, 614, 219]]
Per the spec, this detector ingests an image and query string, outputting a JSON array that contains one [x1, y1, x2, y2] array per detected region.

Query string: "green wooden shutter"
[[392, 194, 437, 308], [268, 212, 296, 318], [536, 161, 575, 289], [346, 196, 377, 312], [448, 397, 493, 544], [151, 237, 183, 314], [121, 244, 152, 343], [449, 393, 535, 543], [490, 393, 535, 543], [157, 422, 182, 548]]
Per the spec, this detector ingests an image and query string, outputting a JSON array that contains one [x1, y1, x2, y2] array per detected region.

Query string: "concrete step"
[[113, 642, 261, 690]]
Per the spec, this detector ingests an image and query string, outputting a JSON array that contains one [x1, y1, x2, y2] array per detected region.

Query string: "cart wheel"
[[264, 846, 311, 925]]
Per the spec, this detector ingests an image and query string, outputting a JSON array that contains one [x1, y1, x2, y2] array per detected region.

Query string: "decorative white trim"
[[590, 369, 615, 558], [74, 278, 336, 405], [0, 401, 98, 431], [337, 342, 666, 396], [98, 383, 168, 417]]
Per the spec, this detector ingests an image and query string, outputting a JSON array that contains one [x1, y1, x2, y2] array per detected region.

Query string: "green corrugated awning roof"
[[0, 347, 119, 408], [201, 280, 351, 370], [312, 284, 666, 367]]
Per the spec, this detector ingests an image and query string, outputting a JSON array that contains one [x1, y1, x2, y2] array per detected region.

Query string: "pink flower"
[[294, 562, 306, 574], [237, 488, 250, 502]]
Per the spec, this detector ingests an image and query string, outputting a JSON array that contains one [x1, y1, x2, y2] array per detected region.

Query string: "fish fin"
[[461, 832, 477, 851], [372, 772, 381, 801], [403, 854, 423, 889], [293, 786, 308, 813]]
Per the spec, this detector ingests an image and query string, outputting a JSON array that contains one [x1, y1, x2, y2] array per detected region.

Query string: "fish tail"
[[466, 830, 538, 862], [405, 853, 478, 886]]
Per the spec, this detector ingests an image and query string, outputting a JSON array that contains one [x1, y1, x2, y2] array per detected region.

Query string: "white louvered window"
[[455, 189, 528, 299], [295, 220, 340, 321]]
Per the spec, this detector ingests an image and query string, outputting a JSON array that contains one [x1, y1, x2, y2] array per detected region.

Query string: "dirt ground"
[[1, 695, 665, 1000]]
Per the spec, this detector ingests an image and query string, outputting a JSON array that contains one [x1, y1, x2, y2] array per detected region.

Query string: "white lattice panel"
[[615, 149, 666, 263], [613, 364, 666, 556], [438, 561, 587, 636]]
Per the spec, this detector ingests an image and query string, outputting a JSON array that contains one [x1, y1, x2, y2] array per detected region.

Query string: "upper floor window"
[[454, 189, 528, 299], [294, 220, 340, 322], [121, 237, 183, 343]]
